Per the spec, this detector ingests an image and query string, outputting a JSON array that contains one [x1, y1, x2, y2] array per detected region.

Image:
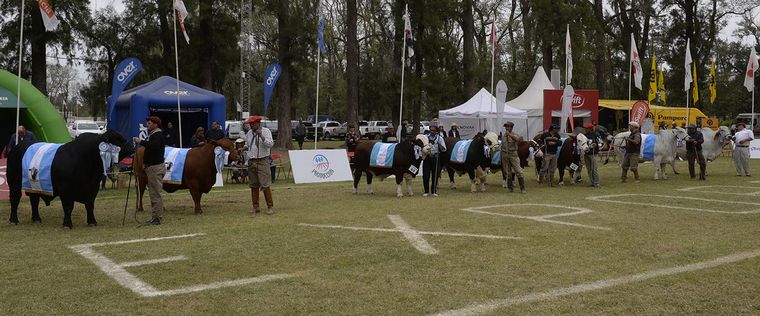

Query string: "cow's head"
[[671, 127, 688, 145], [412, 134, 430, 161], [483, 132, 499, 151], [101, 129, 134, 160], [208, 138, 240, 162], [714, 126, 732, 146]]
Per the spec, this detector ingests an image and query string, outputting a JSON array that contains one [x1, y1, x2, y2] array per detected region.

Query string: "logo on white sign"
[[312, 154, 334, 179]]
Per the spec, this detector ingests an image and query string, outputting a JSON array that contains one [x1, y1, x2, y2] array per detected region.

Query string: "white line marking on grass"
[[588, 194, 760, 214], [299, 215, 520, 255], [432, 248, 760, 316], [676, 185, 760, 196], [70, 233, 300, 297], [463, 204, 611, 231], [119, 256, 189, 268], [388, 215, 439, 254]]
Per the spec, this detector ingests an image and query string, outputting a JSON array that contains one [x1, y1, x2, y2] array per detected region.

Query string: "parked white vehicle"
[[361, 120, 392, 139], [319, 121, 346, 139], [225, 120, 242, 139], [69, 120, 104, 138], [406, 120, 431, 134]]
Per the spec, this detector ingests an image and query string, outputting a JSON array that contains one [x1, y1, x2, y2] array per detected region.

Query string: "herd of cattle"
[[351, 126, 734, 197], [5, 126, 733, 228]]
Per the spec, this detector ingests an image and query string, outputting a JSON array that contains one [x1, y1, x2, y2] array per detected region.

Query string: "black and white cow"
[[352, 135, 430, 197], [7, 130, 131, 228], [443, 132, 499, 192]]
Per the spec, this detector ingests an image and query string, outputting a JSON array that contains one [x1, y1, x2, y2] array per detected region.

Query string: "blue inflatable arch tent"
[[108, 76, 226, 147]]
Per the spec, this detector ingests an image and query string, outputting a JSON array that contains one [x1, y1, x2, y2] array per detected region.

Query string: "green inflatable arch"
[[0, 69, 70, 145]]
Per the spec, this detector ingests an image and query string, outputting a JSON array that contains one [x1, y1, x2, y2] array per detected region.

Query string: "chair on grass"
[[271, 153, 291, 179]]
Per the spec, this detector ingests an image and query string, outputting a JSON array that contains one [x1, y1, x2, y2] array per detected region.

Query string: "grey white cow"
[[610, 127, 688, 179]]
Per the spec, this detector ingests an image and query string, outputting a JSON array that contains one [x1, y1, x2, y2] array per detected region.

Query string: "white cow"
[[610, 127, 688, 179], [700, 126, 732, 162]]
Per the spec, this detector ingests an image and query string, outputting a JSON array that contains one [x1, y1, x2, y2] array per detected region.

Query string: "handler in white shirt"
[[733, 122, 754, 176], [244, 115, 275, 215]]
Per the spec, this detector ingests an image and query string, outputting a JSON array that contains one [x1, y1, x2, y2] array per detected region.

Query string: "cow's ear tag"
[[408, 165, 419, 175]]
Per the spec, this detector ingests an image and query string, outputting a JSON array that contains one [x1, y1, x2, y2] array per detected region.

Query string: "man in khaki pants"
[[133, 116, 166, 225], [500, 122, 526, 193], [733, 122, 753, 176], [245, 115, 275, 215]]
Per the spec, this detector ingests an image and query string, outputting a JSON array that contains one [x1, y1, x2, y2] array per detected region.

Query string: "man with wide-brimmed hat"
[[686, 124, 706, 180], [133, 116, 166, 225], [245, 115, 275, 215], [447, 122, 461, 139], [621, 121, 642, 183], [501, 121, 526, 193], [733, 122, 754, 176]]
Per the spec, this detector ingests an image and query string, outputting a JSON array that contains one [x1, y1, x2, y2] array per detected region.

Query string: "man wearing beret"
[[133, 116, 166, 225], [686, 124, 706, 180], [733, 122, 754, 176], [538, 124, 560, 186], [245, 115, 275, 215], [621, 121, 641, 183], [500, 121, 526, 193]]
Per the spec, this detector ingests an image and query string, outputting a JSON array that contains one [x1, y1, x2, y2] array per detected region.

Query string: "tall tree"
[[345, 0, 359, 128], [462, 0, 476, 96], [275, 0, 293, 148]]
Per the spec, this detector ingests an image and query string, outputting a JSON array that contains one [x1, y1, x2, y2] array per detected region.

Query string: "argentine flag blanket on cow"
[[163, 147, 190, 184], [640, 133, 657, 160], [370, 143, 397, 168], [450, 140, 472, 163], [22, 142, 63, 195], [491, 150, 501, 165]]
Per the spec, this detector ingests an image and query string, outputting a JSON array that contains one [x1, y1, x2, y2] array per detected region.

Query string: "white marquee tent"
[[504, 67, 554, 138], [438, 88, 528, 139]]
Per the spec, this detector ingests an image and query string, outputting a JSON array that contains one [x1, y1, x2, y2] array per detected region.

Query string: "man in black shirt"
[[539, 124, 560, 186], [448, 122, 461, 139], [133, 116, 166, 225], [205, 121, 225, 141], [686, 124, 706, 180], [164, 121, 178, 147]]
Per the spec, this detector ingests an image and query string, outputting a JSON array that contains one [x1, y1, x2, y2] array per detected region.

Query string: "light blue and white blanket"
[[640, 133, 657, 160], [22, 142, 63, 195], [450, 140, 472, 163], [370, 143, 397, 168], [163, 147, 190, 184]]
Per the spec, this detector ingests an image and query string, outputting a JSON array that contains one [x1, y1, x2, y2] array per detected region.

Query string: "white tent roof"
[[439, 88, 527, 119], [506, 67, 554, 111]]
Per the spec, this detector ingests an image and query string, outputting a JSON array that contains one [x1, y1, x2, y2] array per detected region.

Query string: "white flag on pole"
[[744, 47, 759, 92], [684, 38, 693, 91], [174, 0, 190, 44], [403, 7, 414, 58], [566, 25, 572, 85], [630, 34, 643, 90], [37, 0, 60, 31], [560, 85, 575, 134]]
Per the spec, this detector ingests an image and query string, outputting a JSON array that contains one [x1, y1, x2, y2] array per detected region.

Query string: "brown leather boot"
[[632, 169, 640, 183], [250, 188, 260, 214], [263, 187, 274, 214], [621, 169, 628, 183]]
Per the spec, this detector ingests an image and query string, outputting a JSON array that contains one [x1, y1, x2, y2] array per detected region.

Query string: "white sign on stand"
[[750, 139, 760, 159], [289, 149, 353, 184]]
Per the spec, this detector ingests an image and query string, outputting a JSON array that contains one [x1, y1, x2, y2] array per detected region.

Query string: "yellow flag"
[[658, 64, 666, 105], [692, 62, 699, 103], [709, 59, 717, 104], [648, 52, 657, 102]]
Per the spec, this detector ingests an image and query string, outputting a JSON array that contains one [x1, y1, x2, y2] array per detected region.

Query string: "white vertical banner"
[[289, 149, 353, 183], [495, 80, 507, 133]]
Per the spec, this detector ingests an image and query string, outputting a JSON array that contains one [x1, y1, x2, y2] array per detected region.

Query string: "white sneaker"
[[423, 193, 429, 197], [432, 193, 439, 197]]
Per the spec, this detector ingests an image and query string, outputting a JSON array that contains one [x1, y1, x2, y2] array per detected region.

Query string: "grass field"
[[2, 153, 760, 315]]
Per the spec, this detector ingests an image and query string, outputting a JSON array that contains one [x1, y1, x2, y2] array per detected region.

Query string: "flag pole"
[[397, 4, 408, 143], [489, 13, 496, 113], [172, 4, 183, 148], [628, 39, 632, 122], [752, 83, 755, 129], [314, 16, 321, 149], [15, 0, 26, 146], [686, 87, 690, 125]]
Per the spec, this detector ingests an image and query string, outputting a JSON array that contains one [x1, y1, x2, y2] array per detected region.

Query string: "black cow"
[[7, 130, 131, 228], [352, 135, 430, 197], [444, 132, 499, 192]]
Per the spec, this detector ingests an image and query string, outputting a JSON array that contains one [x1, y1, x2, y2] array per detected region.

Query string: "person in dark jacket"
[[538, 124, 560, 186], [447, 122, 461, 139], [5, 125, 37, 157], [582, 123, 601, 188], [345, 125, 361, 152], [294, 120, 306, 149], [686, 124, 706, 180], [191, 127, 206, 148], [205, 121, 225, 141], [622, 121, 642, 183], [132, 116, 166, 225], [164, 121, 178, 147]]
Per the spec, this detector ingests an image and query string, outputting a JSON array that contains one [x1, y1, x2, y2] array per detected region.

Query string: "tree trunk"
[[199, 0, 214, 90], [542, 42, 553, 78], [157, 0, 174, 75], [345, 0, 359, 129], [412, 1, 423, 133], [592, 0, 608, 97], [462, 0, 476, 97], [275, 0, 293, 149], [30, 4, 47, 96]]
